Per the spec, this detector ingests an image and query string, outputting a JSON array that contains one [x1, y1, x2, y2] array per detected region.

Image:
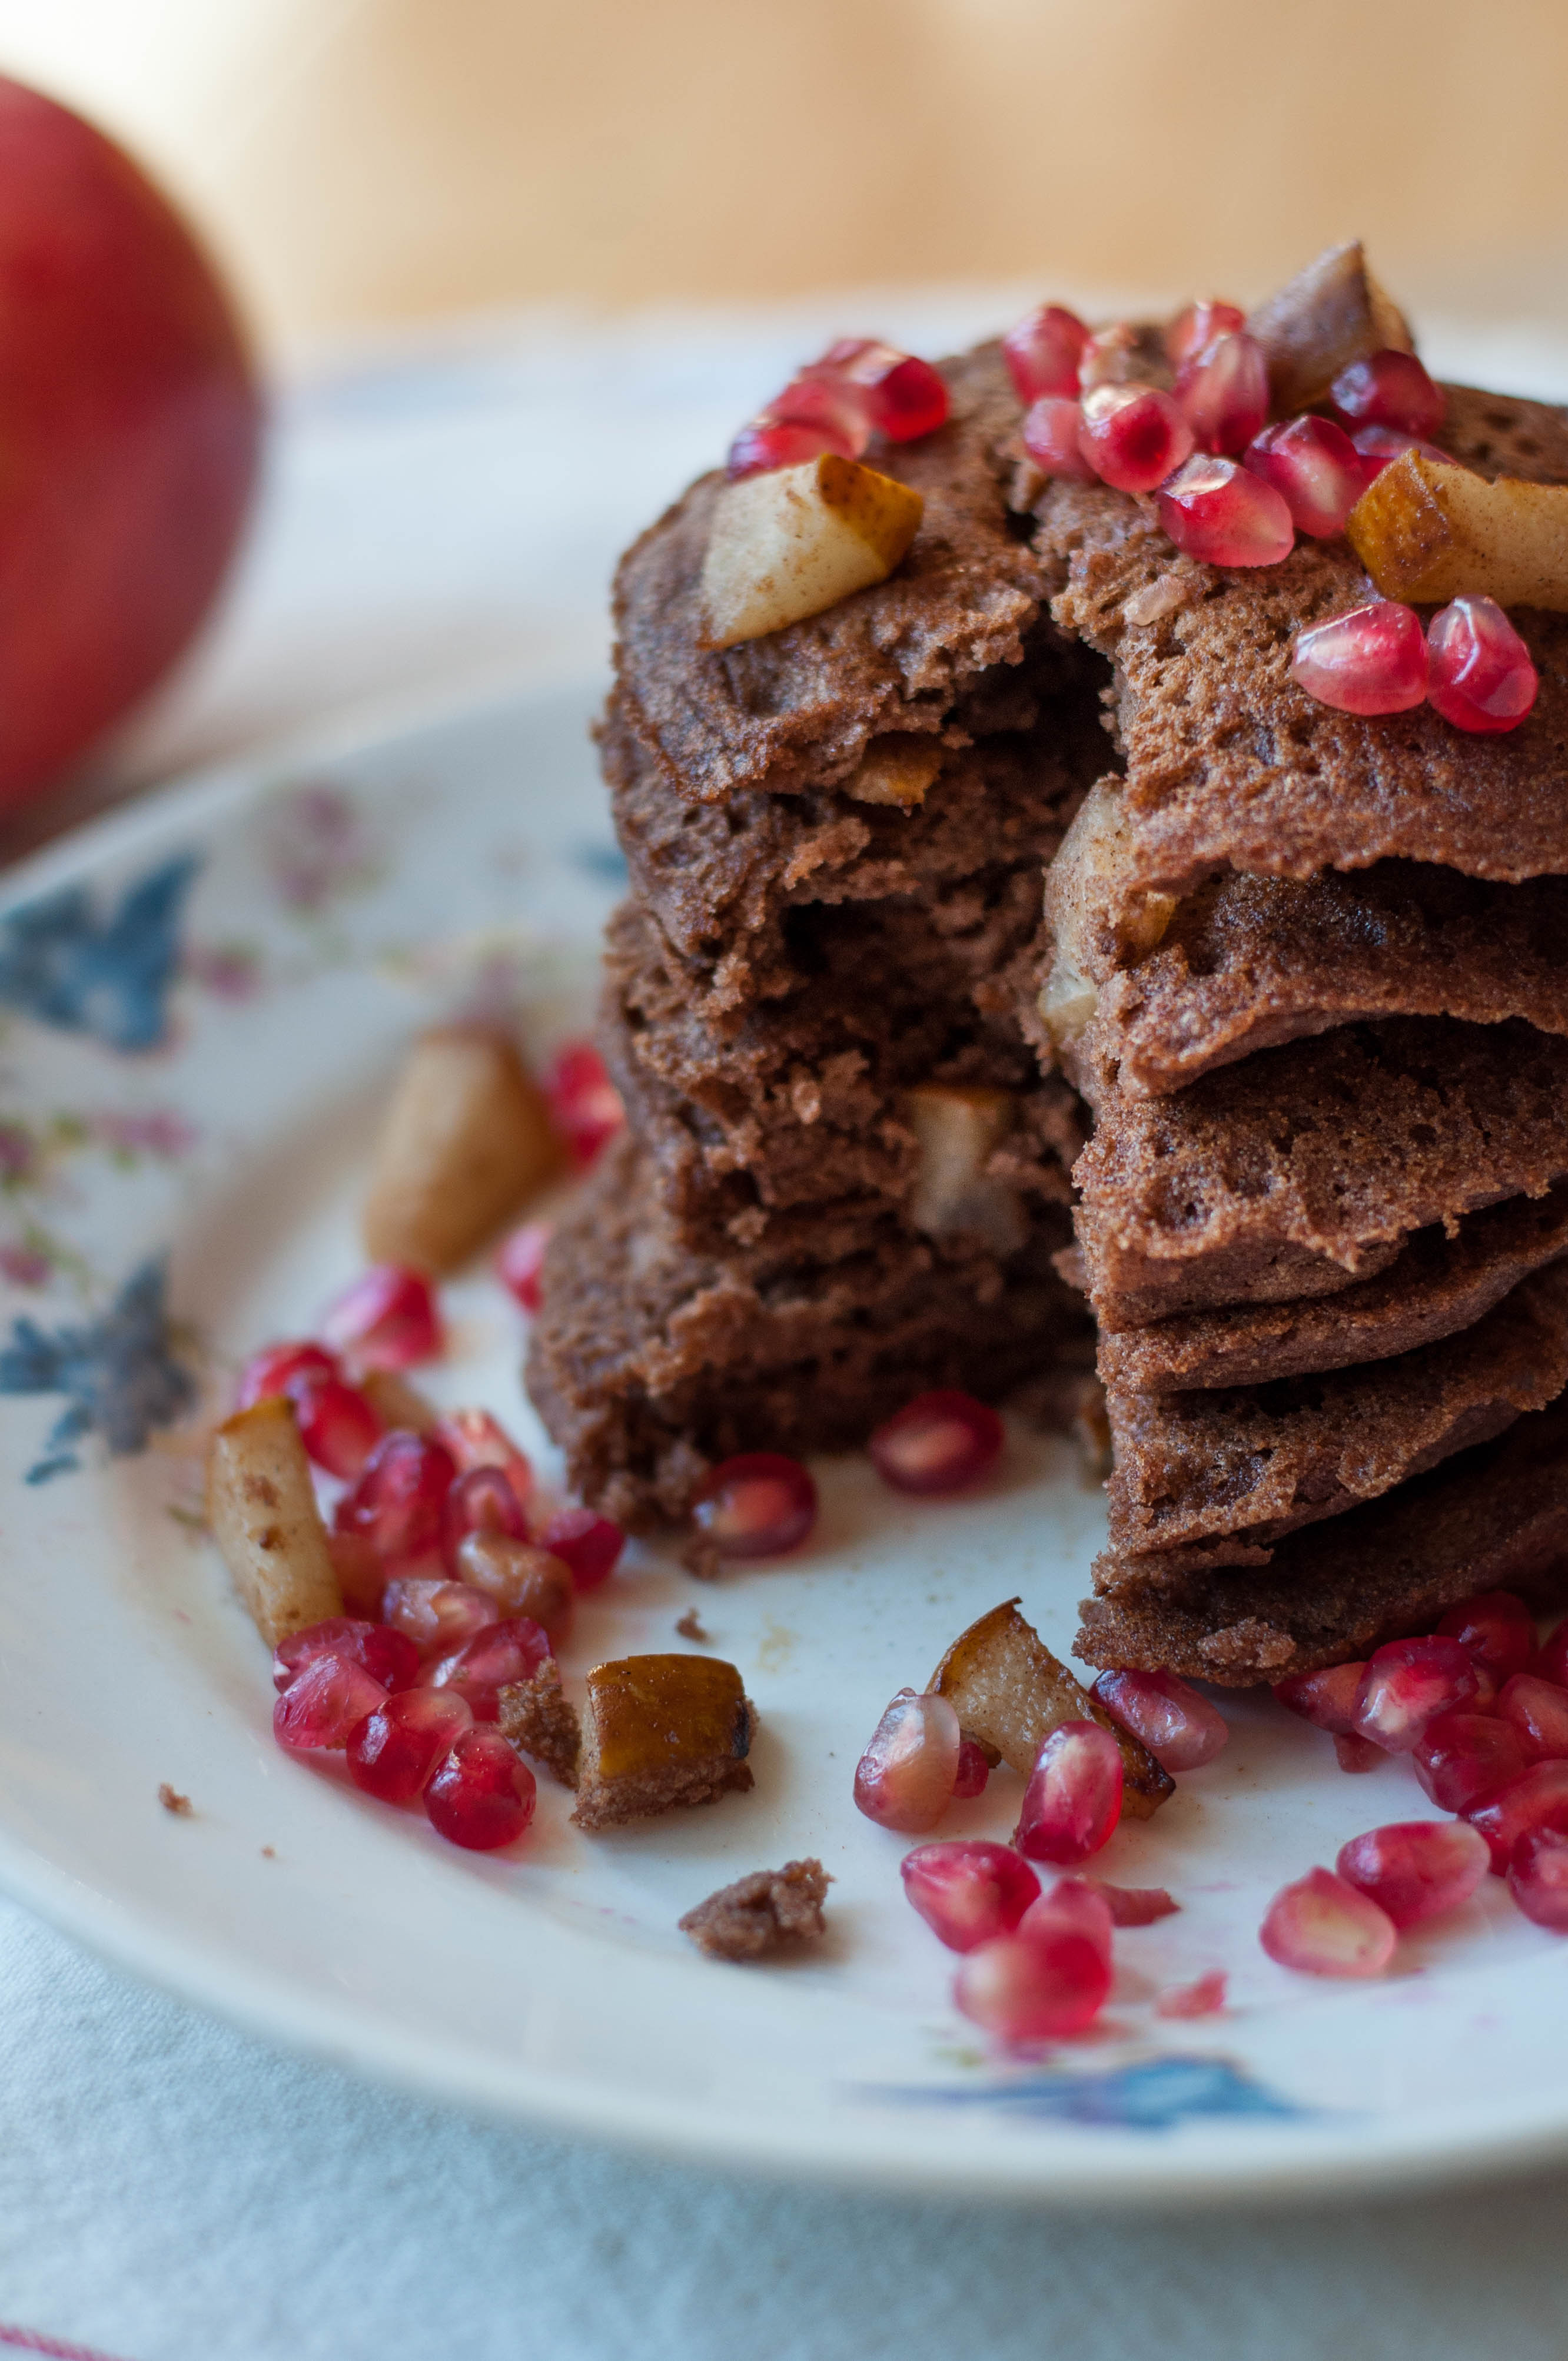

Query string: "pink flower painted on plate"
[[183, 941, 263, 1000], [90, 1109, 198, 1161], [264, 781, 381, 914]]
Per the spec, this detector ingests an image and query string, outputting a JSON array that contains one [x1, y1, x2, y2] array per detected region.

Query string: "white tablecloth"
[[8, 290, 1568, 2361]]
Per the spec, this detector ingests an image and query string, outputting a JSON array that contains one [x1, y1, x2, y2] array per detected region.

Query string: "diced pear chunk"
[[1040, 780, 1178, 1055], [845, 736, 944, 808], [1346, 447, 1568, 609], [1247, 239, 1414, 416], [930, 1598, 1173, 1818], [700, 455, 923, 647], [363, 1025, 559, 1274], [206, 1397, 343, 1646], [905, 1082, 1024, 1251], [571, 1653, 757, 1829]]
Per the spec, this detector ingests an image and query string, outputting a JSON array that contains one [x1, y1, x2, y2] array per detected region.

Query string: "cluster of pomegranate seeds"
[[1014, 1721, 1123, 1867], [1244, 416, 1365, 538], [542, 1041, 623, 1171], [852, 1689, 961, 1832], [900, 1839, 1039, 1951], [497, 1218, 552, 1312], [1260, 1866, 1397, 1977], [726, 337, 949, 479], [1427, 595, 1540, 732], [1157, 457, 1293, 569], [1291, 599, 1430, 715], [1089, 1666, 1228, 1772], [320, 1264, 441, 1373], [1078, 384, 1194, 495], [690, 1450, 818, 1560], [867, 1389, 1004, 1496]]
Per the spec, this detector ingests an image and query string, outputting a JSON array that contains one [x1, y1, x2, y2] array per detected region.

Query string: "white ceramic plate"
[[2, 675, 1565, 2208]]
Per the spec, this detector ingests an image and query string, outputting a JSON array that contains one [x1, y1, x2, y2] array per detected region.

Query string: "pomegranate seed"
[[1078, 384, 1194, 494], [1243, 415, 1364, 537], [320, 1265, 441, 1373], [900, 1839, 1040, 1951], [1347, 422, 1449, 487], [236, 1339, 338, 1411], [1414, 1712, 1526, 1814], [1533, 1619, 1568, 1688], [1166, 299, 1246, 369], [1330, 348, 1446, 440], [1260, 1867, 1397, 1978], [1089, 1666, 1228, 1772], [953, 1924, 1111, 2042], [420, 1615, 552, 1721], [1336, 1819, 1490, 1930], [759, 368, 875, 451], [1274, 1661, 1366, 1734], [1157, 454, 1294, 567], [852, 1688, 961, 1833], [497, 1218, 552, 1312], [1463, 1758, 1568, 1871], [952, 1737, 991, 1799], [347, 1687, 472, 1804], [1092, 1881, 1178, 1927], [454, 1532, 573, 1636], [334, 1429, 457, 1561], [1021, 395, 1098, 483], [1437, 1589, 1536, 1680], [290, 1369, 384, 1480], [1291, 599, 1429, 715], [431, 1407, 533, 1509], [543, 1040, 623, 1170], [534, 1505, 625, 1591], [441, 1465, 527, 1573], [273, 1651, 388, 1751], [1021, 1877, 1116, 1967], [1174, 332, 1268, 456], [1002, 303, 1088, 402], [271, 1616, 420, 1696], [1155, 1970, 1228, 2019], [381, 1576, 499, 1657], [690, 1451, 816, 1560], [726, 417, 856, 479], [1508, 1826, 1568, 1931], [1015, 1721, 1122, 1867], [868, 1390, 1003, 1496], [1353, 1636, 1477, 1753], [424, 1726, 536, 1850], [1498, 1673, 1568, 1764], [1077, 322, 1142, 391], [1427, 595, 1539, 735], [820, 338, 949, 440], [327, 1529, 386, 1616], [1335, 1733, 1386, 1772]]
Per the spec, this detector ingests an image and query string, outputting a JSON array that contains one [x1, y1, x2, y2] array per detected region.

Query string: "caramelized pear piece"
[[571, 1653, 757, 1829], [904, 1083, 1024, 1250], [206, 1397, 343, 1646], [1246, 240, 1413, 416], [363, 1025, 559, 1275], [1041, 780, 1178, 1059], [700, 454, 923, 647], [845, 735, 944, 808], [930, 1599, 1173, 1818], [1346, 447, 1568, 610]]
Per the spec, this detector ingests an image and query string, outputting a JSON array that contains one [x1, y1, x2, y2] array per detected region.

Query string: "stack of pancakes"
[[530, 337, 1568, 1678]]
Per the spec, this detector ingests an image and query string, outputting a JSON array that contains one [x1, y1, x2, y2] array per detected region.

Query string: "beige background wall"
[[0, 0, 1563, 351]]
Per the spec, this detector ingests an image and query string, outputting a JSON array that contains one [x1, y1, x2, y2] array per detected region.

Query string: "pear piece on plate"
[[1247, 239, 1414, 416], [700, 454, 923, 646], [1346, 447, 1568, 609], [571, 1653, 757, 1829], [362, 1024, 559, 1274], [207, 1397, 343, 1646]]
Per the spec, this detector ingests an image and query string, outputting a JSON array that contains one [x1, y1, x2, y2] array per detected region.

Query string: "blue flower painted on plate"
[[0, 854, 200, 1051], [576, 841, 628, 884], [864, 2056, 1307, 2131], [1, 1258, 195, 1482]]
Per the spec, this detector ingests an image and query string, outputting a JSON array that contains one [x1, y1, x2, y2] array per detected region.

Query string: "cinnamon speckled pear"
[[700, 454, 923, 646], [1347, 447, 1568, 609]]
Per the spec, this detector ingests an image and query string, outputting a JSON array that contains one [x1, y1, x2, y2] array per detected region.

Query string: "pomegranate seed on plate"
[[1078, 384, 1194, 494], [334, 1429, 457, 1562], [1463, 1758, 1568, 1871], [420, 1615, 552, 1720], [290, 1370, 384, 1480], [273, 1651, 388, 1752], [1330, 348, 1446, 440], [534, 1505, 625, 1591], [1427, 595, 1539, 734], [543, 1040, 624, 1170], [236, 1339, 338, 1411], [1336, 1819, 1490, 1929], [1243, 416, 1364, 537], [726, 417, 856, 479], [853, 1688, 961, 1832], [1508, 1826, 1568, 1931], [1092, 1881, 1178, 1927], [1274, 1661, 1366, 1734], [1291, 599, 1428, 715], [1002, 303, 1088, 402], [424, 1726, 537, 1850], [441, 1465, 527, 1572], [1437, 1589, 1536, 1679], [320, 1264, 441, 1372], [690, 1451, 817, 1560], [347, 1688, 472, 1803], [381, 1576, 499, 1658], [1089, 1666, 1228, 1772], [1498, 1673, 1568, 1764], [1021, 1877, 1115, 1967], [900, 1839, 1039, 1951], [952, 1737, 991, 1799], [953, 1923, 1112, 2042], [1335, 1732, 1386, 1773], [1533, 1619, 1568, 1689], [819, 338, 949, 440], [431, 1406, 533, 1509], [1166, 299, 1245, 369], [1414, 1711, 1526, 1814], [868, 1389, 1003, 1496], [497, 1219, 552, 1312], [272, 1616, 420, 1696], [328, 1529, 386, 1616], [1021, 396, 1098, 483], [1173, 331, 1268, 455], [1015, 1721, 1122, 1867], [1155, 1970, 1228, 2020], [454, 1533, 573, 1635], [1157, 454, 1294, 567], [1259, 1867, 1397, 1977], [1353, 1635, 1477, 1753]]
